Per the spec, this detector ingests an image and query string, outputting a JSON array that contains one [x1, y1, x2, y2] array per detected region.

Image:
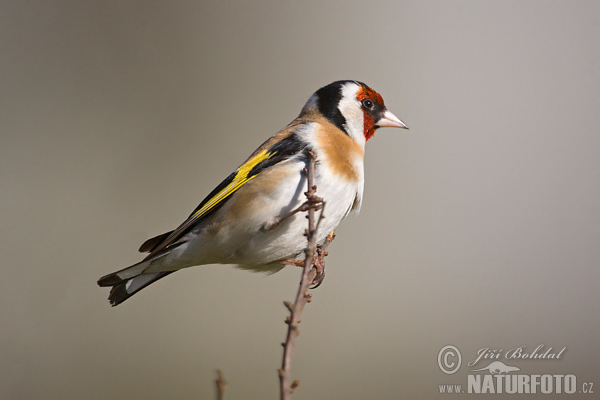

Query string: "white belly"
[[152, 156, 363, 272]]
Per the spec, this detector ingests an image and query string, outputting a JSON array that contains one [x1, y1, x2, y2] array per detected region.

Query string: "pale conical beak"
[[376, 109, 408, 129]]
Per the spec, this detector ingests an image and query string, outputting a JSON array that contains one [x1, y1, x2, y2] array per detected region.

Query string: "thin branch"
[[278, 150, 333, 400], [215, 369, 227, 400]]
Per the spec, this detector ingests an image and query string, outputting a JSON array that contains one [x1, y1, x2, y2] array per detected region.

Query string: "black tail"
[[98, 268, 175, 306]]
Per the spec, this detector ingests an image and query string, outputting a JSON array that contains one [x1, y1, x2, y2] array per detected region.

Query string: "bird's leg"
[[282, 230, 334, 288], [262, 190, 324, 231], [281, 258, 305, 268], [282, 255, 325, 287], [281, 231, 334, 285]]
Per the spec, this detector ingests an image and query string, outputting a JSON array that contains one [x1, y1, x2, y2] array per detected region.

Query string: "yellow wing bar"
[[190, 149, 273, 220]]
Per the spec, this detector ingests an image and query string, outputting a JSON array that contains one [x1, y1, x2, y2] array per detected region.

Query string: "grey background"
[[2, 1, 599, 399]]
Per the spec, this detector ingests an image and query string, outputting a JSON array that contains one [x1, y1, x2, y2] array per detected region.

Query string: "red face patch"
[[356, 85, 385, 141]]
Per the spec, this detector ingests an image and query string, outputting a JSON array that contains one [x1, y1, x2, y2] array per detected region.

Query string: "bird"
[[98, 80, 408, 306]]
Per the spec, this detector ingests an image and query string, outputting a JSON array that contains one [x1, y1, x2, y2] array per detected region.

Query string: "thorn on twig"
[[283, 301, 294, 312]]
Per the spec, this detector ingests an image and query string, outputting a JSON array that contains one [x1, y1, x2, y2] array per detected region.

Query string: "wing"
[[139, 128, 308, 257]]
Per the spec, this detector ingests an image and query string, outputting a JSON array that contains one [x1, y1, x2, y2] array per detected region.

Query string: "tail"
[[470, 367, 486, 372], [97, 260, 175, 306]]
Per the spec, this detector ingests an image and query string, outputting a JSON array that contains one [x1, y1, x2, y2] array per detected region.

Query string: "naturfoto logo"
[[437, 344, 594, 395]]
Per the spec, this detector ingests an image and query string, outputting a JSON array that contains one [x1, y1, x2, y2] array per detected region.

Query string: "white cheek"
[[338, 83, 365, 146]]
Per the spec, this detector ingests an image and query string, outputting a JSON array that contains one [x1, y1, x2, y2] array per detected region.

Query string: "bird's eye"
[[362, 99, 374, 110]]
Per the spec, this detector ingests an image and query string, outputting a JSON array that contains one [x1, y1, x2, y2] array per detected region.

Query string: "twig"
[[215, 369, 227, 400], [278, 151, 332, 400]]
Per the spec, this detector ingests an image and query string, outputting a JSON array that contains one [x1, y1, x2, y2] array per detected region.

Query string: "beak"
[[376, 109, 408, 129]]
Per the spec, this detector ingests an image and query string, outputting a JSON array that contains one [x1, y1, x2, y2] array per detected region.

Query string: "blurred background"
[[2, 1, 599, 399]]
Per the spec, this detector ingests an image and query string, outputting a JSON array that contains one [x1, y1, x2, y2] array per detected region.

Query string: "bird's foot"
[[310, 253, 326, 288], [261, 193, 324, 231], [282, 257, 325, 288], [309, 231, 335, 288]]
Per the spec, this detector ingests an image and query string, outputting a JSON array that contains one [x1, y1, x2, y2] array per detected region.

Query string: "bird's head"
[[301, 80, 408, 146]]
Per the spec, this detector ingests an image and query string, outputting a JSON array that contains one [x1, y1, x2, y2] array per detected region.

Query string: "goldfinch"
[[98, 80, 408, 306]]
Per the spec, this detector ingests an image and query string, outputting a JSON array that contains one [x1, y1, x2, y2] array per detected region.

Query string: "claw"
[[310, 268, 325, 288], [309, 252, 326, 288]]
